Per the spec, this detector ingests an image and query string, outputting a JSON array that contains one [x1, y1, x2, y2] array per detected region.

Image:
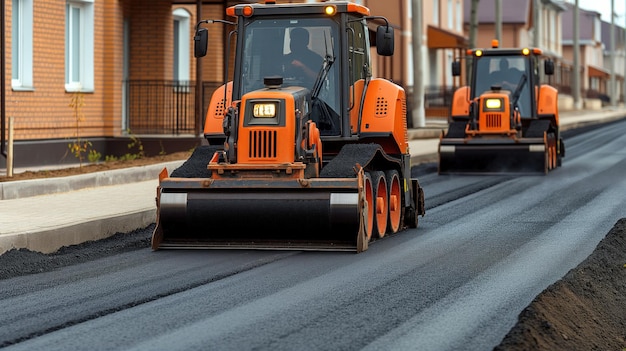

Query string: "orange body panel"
[[204, 82, 233, 136], [450, 86, 471, 117], [538, 84, 559, 125], [346, 3, 370, 15], [360, 78, 409, 154]]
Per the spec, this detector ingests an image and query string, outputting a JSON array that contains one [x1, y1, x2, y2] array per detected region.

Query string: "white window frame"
[[549, 9, 556, 49], [455, 0, 462, 32], [447, 0, 453, 29], [65, 0, 94, 92], [593, 17, 601, 43], [12, 0, 33, 90], [173, 8, 190, 84]]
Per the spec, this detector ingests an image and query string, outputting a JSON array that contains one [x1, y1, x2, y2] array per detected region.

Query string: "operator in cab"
[[283, 28, 324, 88]]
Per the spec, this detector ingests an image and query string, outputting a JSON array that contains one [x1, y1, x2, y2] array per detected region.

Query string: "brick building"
[[2, 0, 229, 168]]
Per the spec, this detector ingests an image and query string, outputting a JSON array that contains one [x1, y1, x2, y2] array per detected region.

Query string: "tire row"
[[362, 169, 403, 242]]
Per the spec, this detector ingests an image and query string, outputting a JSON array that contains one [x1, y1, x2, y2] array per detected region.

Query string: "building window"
[[12, 0, 33, 90], [65, 0, 94, 92], [173, 8, 190, 83]]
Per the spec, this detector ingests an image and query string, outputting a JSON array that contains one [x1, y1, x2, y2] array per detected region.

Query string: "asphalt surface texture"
[[0, 108, 624, 350]]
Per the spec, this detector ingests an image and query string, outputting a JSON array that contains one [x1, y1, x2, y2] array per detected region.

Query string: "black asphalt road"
[[1, 119, 625, 351]]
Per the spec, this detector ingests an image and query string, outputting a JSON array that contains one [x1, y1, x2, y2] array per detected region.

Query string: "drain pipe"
[[7, 116, 12, 176], [1, 0, 6, 160]]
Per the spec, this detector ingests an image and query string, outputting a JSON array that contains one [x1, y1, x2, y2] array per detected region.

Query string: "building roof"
[[561, 2, 600, 41], [601, 20, 626, 51], [464, 0, 530, 24], [464, 0, 568, 25]]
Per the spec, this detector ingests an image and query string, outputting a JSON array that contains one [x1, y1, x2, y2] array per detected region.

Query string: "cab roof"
[[468, 47, 544, 58], [226, 1, 370, 18], [468, 39, 544, 57]]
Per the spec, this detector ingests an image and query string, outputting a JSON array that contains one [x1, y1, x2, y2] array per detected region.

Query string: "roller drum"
[[439, 142, 547, 174], [157, 189, 362, 250]]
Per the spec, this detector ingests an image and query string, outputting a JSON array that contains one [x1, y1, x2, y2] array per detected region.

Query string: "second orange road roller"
[[439, 40, 565, 175]]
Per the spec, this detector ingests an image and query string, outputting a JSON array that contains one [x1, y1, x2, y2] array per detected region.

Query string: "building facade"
[[2, 0, 623, 170]]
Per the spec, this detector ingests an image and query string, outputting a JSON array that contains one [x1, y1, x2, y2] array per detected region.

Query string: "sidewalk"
[[1, 107, 625, 255]]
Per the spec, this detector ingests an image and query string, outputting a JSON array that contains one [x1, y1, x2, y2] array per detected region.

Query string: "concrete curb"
[[0, 209, 155, 255], [0, 161, 184, 200], [559, 109, 626, 131], [408, 127, 446, 139]]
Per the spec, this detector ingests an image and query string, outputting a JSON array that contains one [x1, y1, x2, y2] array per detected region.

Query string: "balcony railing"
[[124, 80, 196, 135], [124, 80, 225, 135], [424, 85, 455, 118]]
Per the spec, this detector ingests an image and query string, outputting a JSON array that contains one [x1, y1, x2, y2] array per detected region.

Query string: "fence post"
[[7, 116, 14, 177]]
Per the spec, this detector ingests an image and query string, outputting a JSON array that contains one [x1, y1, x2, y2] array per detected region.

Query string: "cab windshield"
[[474, 56, 532, 117], [240, 17, 339, 112]]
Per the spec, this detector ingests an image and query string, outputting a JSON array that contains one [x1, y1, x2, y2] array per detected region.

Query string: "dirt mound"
[[494, 218, 626, 350]]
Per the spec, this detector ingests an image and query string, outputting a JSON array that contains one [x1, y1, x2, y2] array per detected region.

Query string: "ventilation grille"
[[401, 98, 408, 144], [248, 130, 277, 158], [213, 99, 226, 118], [484, 113, 502, 129], [375, 97, 389, 117]]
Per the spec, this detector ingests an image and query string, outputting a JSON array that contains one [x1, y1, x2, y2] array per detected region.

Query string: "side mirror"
[[194, 28, 208, 58], [452, 61, 461, 77], [544, 60, 554, 76], [376, 25, 394, 56]]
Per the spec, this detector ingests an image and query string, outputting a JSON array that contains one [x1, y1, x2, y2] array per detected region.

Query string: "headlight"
[[253, 103, 276, 118], [484, 98, 503, 110]]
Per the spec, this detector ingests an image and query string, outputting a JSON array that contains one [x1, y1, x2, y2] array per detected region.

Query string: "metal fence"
[[424, 85, 455, 118], [124, 80, 226, 135], [125, 80, 197, 135]]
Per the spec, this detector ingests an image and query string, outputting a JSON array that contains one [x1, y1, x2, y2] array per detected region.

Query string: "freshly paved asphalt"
[[1, 108, 625, 255]]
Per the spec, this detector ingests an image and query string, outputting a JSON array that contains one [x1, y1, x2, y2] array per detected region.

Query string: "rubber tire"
[[370, 171, 388, 239], [385, 169, 402, 234]]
